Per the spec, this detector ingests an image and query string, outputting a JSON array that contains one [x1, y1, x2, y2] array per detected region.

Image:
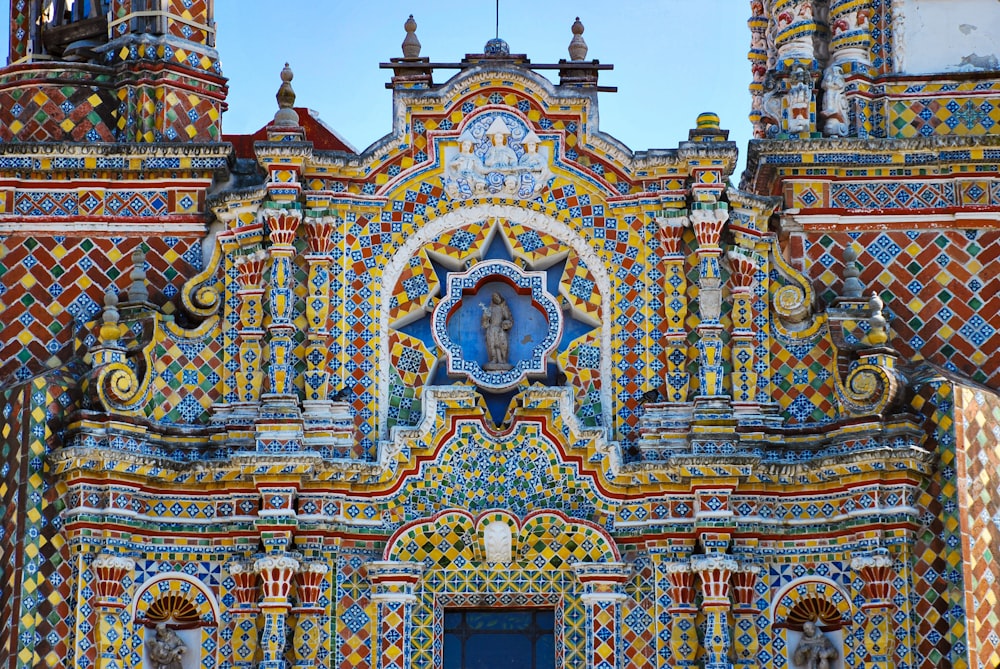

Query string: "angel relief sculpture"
[[444, 116, 552, 200]]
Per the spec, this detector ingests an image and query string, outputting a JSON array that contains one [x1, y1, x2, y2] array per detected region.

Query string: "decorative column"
[[748, 1, 769, 137], [773, 0, 818, 62], [92, 553, 135, 669], [261, 205, 303, 411], [852, 550, 895, 669], [571, 562, 632, 669], [663, 562, 698, 669], [690, 203, 730, 416], [367, 561, 426, 669], [693, 555, 737, 669], [226, 560, 260, 669], [291, 562, 329, 669], [233, 250, 268, 411], [302, 212, 337, 416], [655, 211, 691, 405], [727, 250, 761, 420], [256, 554, 300, 669], [731, 564, 761, 669], [829, 0, 872, 70]]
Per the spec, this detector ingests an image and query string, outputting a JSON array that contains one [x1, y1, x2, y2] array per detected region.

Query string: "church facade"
[[1, 2, 999, 669]]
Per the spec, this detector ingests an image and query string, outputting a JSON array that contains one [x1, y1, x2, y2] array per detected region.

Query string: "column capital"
[[92, 553, 135, 608], [571, 562, 632, 602], [294, 561, 330, 611], [692, 555, 737, 606], [256, 554, 300, 607], [366, 560, 425, 603], [851, 549, 894, 603], [227, 560, 260, 611]]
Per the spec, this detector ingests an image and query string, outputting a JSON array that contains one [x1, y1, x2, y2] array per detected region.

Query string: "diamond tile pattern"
[[802, 231, 1000, 387], [0, 236, 202, 384]]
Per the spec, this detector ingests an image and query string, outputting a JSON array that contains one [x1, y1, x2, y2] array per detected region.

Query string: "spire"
[[273, 63, 298, 128], [568, 17, 588, 61], [402, 15, 421, 58]]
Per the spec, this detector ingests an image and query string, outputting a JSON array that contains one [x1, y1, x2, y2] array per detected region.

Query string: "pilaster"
[[367, 561, 426, 669], [571, 562, 632, 669], [852, 549, 896, 669], [690, 202, 731, 419], [255, 553, 300, 669], [693, 555, 737, 669], [663, 562, 698, 669], [731, 564, 762, 669], [226, 560, 260, 669], [727, 251, 762, 421], [92, 553, 135, 669], [291, 562, 330, 669]]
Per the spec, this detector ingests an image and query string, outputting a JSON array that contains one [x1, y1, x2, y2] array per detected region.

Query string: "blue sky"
[[216, 1, 752, 176], [5, 1, 753, 177]]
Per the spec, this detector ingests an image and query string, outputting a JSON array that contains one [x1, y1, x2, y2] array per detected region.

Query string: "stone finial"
[[128, 247, 149, 303], [841, 245, 864, 299], [402, 15, 421, 58], [568, 17, 588, 61], [99, 286, 121, 343], [866, 292, 889, 346], [273, 63, 298, 127]]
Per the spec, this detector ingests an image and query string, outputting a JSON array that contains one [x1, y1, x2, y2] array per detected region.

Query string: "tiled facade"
[[0, 2, 998, 669]]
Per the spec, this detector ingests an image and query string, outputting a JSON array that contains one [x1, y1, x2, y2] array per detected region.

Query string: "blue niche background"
[[445, 281, 549, 375]]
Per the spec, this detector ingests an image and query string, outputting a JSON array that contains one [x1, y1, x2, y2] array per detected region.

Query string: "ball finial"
[[568, 17, 588, 61], [402, 15, 421, 58]]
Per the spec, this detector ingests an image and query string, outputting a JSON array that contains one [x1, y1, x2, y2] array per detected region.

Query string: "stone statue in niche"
[[481, 292, 513, 371], [148, 623, 186, 669], [792, 621, 839, 669], [821, 65, 849, 136], [483, 521, 513, 563]]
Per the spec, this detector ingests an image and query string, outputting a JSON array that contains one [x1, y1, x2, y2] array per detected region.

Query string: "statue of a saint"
[[481, 291, 513, 371], [148, 622, 185, 669], [792, 621, 839, 669]]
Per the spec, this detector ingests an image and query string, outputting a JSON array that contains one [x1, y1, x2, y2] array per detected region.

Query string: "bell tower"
[[4, 0, 226, 142]]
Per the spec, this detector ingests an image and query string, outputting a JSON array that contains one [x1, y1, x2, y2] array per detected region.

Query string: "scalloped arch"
[[133, 573, 220, 629], [771, 577, 853, 631]]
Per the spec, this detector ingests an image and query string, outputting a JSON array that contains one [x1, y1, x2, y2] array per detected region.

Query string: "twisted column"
[[690, 204, 730, 411], [693, 555, 737, 669], [663, 562, 698, 669], [655, 211, 691, 404], [727, 251, 761, 418], [731, 564, 761, 669], [226, 560, 260, 669], [367, 561, 426, 669], [852, 550, 896, 669], [262, 206, 302, 407], [256, 554, 300, 669], [233, 250, 267, 411], [571, 562, 632, 669], [92, 554, 135, 669]]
